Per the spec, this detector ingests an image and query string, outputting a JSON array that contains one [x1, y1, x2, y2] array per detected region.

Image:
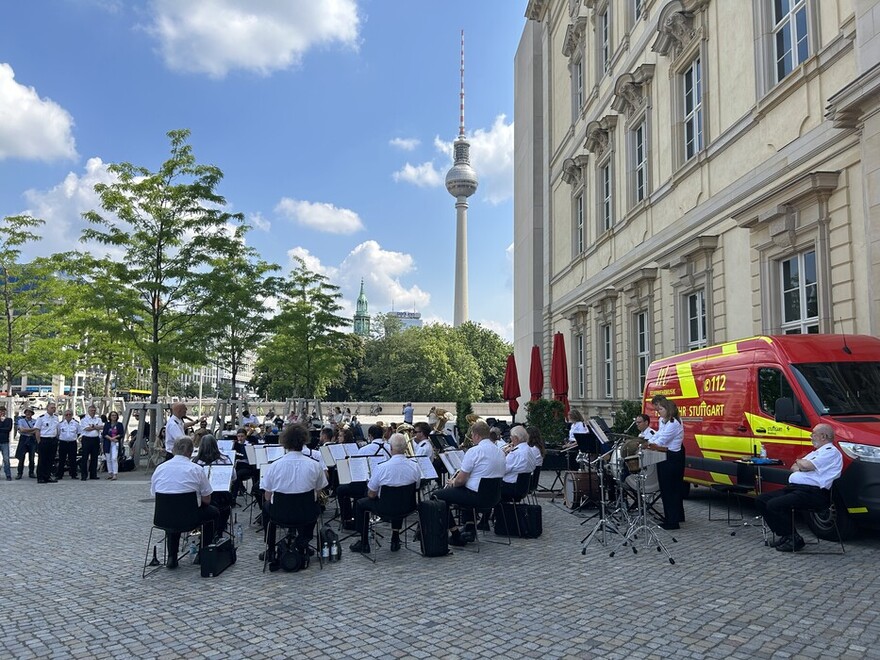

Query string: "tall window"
[[773, 0, 809, 82], [634, 0, 643, 21], [574, 58, 584, 111], [633, 122, 647, 204], [687, 290, 707, 350], [576, 333, 585, 398], [683, 57, 703, 161], [780, 250, 819, 334], [575, 192, 585, 254], [600, 10, 610, 74], [635, 310, 649, 392], [600, 161, 613, 232], [602, 324, 613, 398]]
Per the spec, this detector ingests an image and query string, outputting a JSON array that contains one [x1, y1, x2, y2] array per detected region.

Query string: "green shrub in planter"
[[611, 400, 644, 436], [525, 398, 567, 449]]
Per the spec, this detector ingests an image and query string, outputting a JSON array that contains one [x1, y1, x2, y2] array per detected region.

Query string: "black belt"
[[790, 483, 824, 491]]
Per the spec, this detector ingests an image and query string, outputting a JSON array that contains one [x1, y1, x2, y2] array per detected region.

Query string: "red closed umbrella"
[[550, 332, 570, 418], [502, 353, 521, 421], [529, 345, 543, 401]]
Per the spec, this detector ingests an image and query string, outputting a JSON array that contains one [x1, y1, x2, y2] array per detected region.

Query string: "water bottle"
[[235, 522, 243, 546], [321, 542, 330, 561], [759, 444, 767, 459], [332, 540, 341, 562], [189, 538, 198, 559]]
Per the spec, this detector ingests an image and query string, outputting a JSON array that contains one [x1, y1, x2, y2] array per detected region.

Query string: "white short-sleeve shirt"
[[503, 443, 537, 483], [150, 455, 213, 505], [789, 442, 843, 490], [260, 451, 328, 503], [165, 415, 186, 453], [460, 438, 506, 492], [366, 454, 421, 496]]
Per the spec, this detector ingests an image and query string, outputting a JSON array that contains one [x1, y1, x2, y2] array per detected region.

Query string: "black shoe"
[[166, 556, 179, 569], [89, 476, 99, 480], [661, 523, 680, 530], [450, 533, 468, 547], [46, 478, 58, 483], [461, 528, 476, 543], [268, 560, 281, 572], [349, 540, 370, 553], [81, 476, 87, 481], [28, 473, 36, 479], [390, 536, 401, 552], [476, 520, 490, 532], [5, 476, 10, 481], [15, 474, 22, 480], [776, 535, 806, 553], [37, 479, 47, 484], [768, 536, 790, 548], [258, 551, 275, 562]]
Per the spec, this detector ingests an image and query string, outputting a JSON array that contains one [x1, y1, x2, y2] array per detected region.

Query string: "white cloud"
[[248, 212, 271, 232], [286, 240, 431, 324], [275, 198, 364, 235], [0, 63, 77, 161], [19, 158, 118, 259], [434, 114, 514, 205], [392, 161, 443, 188], [475, 318, 514, 342], [389, 137, 420, 151], [146, 0, 360, 78]]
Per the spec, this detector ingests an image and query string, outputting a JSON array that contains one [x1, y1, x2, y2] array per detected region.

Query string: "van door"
[[748, 366, 813, 470]]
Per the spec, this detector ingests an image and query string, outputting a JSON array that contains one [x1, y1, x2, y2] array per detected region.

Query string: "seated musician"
[[756, 424, 842, 552], [500, 426, 537, 501], [490, 427, 507, 450], [432, 421, 505, 546], [563, 409, 588, 450], [350, 433, 421, 554], [336, 424, 387, 528], [193, 434, 234, 536], [233, 428, 260, 498], [413, 422, 434, 460], [527, 426, 545, 468], [260, 424, 329, 569], [319, 427, 334, 445], [150, 436, 220, 569]]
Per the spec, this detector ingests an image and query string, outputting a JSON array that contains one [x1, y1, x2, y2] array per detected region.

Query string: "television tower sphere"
[[445, 140, 479, 198]]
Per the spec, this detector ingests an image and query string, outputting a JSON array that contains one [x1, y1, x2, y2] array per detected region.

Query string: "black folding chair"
[[709, 462, 756, 534], [454, 477, 510, 551], [143, 492, 201, 578], [358, 483, 420, 563], [263, 491, 324, 572], [786, 484, 846, 554]]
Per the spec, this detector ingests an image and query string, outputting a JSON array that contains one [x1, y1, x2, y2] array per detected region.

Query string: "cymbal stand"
[[579, 455, 623, 552], [608, 467, 676, 564]]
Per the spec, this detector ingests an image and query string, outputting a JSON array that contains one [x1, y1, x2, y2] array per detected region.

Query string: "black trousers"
[[337, 481, 367, 521], [433, 485, 483, 529], [166, 504, 220, 555], [80, 437, 100, 479], [57, 441, 78, 478], [15, 438, 36, 475], [656, 448, 685, 525], [756, 484, 829, 537], [37, 437, 58, 482], [262, 501, 318, 552], [355, 497, 404, 544]]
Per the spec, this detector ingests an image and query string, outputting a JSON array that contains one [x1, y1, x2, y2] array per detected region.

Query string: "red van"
[[642, 334, 880, 539]]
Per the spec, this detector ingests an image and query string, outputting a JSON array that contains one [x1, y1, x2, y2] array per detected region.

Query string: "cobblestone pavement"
[[2, 471, 880, 659]]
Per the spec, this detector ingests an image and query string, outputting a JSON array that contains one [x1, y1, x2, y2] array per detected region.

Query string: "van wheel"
[[805, 494, 858, 541]]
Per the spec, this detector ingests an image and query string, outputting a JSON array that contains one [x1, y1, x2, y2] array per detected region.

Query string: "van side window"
[[758, 368, 796, 416]]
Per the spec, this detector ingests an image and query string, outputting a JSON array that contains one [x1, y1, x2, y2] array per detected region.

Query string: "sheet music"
[[327, 444, 348, 462], [244, 444, 257, 466], [440, 449, 464, 474], [217, 439, 234, 451], [342, 442, 360, 457], [254, 445, 269, 468], [265, 445, 286, 463], [348, 456, 370, 482], [320, 445, 336, 467], [412, 456, 438, 480], [205, 465, 233, 492], [222, 449, 237, 465], [588, 419, 610, 446]]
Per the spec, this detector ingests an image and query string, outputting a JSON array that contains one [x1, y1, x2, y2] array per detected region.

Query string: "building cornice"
[[651, 0, 709, 57], [584, 115, 619, 157], [610, 64, 656, 116], [826, 61, 880, 129], [732, 171, 840, 229], [525, 0, 550, 21]]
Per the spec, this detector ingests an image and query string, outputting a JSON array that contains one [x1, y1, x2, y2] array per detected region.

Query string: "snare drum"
[[562, 470, 599, 509], [606, 447, 625, 482]]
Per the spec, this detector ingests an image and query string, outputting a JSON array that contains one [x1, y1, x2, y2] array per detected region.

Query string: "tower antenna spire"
[[459, 29, 465, 138]]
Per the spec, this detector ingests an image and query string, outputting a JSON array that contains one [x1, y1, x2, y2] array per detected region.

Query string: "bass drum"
[[563, 470, 600, 509]]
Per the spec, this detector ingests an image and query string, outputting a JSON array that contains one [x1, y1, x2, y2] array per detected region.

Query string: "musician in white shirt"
[[35, 403, 60, 484], [413, 422, 434, 460], [647, 396, 686, 530], [433, 421, 505, 546], [337, 425, 387, 527], [636, 414, 656, 442], [350, 434, 421, 554], [56, 410, 81, 480], [164, 402, 203, 460], [79, 405, 103, 480], [150, 436, 219, 569], [500, 426, 537, 500]]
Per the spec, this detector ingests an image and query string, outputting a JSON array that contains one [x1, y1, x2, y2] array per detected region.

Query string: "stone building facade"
[[514, 0, 880, 418]]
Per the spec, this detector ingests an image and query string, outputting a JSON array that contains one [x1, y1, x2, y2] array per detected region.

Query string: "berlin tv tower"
[[445, 29, 478, 328]]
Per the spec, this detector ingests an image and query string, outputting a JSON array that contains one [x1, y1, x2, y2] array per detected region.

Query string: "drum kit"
[[556, 423, 676, 564]]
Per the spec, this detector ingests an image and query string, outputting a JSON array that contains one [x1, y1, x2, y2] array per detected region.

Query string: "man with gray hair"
[[150, 436, 220, 569], [500, 425, 536, 501], [350, 433, 421, 554], [756, 423, 843, 553]]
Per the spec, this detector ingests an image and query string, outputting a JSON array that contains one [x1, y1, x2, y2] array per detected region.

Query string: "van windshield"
[[791, 362, 880, 415]]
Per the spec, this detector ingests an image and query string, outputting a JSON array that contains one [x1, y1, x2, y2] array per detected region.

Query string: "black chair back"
[[377, 483, 418, 518], [154, 492, 201, 531], [735, 462, 757, 490], [271, 491, 320, 527], [476, 477, 503, 509], [529, 466, 541, 492], [513, 472, 532, 501]]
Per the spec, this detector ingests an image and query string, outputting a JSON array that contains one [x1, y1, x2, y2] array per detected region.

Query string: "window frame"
[[576, 332, 585, 399], [572, 56, 585, 119], [685, 289, 708, 351], [598, 157, 614, 234], [634, 309, 650, 393], [779, 249, 819, 334], [601, 323, 614, 398], [752, 0, 820, 98], [682, 56, 703, 162], [574, 190, 585, 255], [772, 0, 810, 83], [633, 120, 648, 204]]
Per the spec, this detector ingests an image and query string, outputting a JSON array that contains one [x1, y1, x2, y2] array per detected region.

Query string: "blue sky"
[[0, 0, 528, 339]]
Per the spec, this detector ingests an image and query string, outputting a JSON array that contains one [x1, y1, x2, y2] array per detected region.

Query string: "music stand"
[[573, 432, 603, 455], [428, 433, 447, 453]]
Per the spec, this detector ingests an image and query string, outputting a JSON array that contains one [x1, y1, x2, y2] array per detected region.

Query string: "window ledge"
[[670, 149, 707, 188]]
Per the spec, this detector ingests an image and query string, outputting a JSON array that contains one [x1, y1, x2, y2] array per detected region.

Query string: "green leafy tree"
[[205, 249, 281, 399], [325, 332, 366, 401], [453, 321, 512, 401], [526, 398, 568, 448], [0, 215, 73, 392], [253, 257, 349, 399], [77, 129, 243, 440]]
